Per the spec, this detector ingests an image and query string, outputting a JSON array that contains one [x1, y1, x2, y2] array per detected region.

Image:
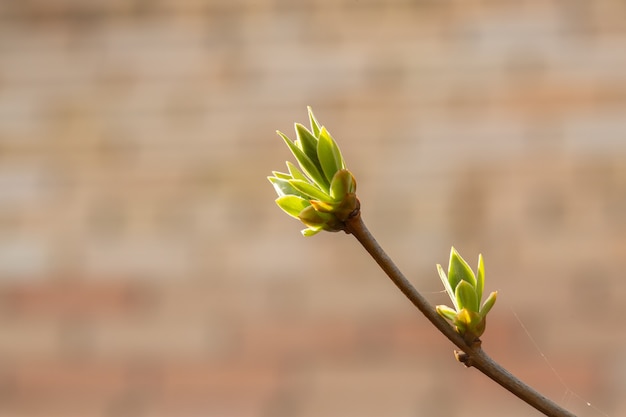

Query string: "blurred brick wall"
[[0, 1, 625, 416]]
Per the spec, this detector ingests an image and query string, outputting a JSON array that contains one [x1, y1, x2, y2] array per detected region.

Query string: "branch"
[[344, 212, 577, 417]]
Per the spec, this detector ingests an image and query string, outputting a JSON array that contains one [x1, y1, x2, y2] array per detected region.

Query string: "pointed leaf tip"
[[302, 226, 323, 237], [308, 106, 322, 137], [480, 291, 498, 317], [477, 253, 485, 303], [279, 130, 328, 190], [448, 247, 477, 289], [437, 263, 458, 310], [436, 305, 458, 322]]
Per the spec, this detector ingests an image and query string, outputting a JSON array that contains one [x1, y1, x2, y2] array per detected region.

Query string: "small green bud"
[[436, 247, 497, 341]]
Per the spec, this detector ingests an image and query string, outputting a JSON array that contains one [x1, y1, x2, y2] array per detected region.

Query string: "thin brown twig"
[[344, 211, 577, 417]]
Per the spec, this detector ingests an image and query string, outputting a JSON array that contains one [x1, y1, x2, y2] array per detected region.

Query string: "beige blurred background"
[[0, 1, 625, 416]]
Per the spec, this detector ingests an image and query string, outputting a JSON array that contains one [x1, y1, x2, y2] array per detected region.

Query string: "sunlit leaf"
[[302, 226, 323, 237], [437, 264, 458, 310], [308, 106, 322, 137], [286, 161, 309, 182], [330, 169, 356, 201], [268, 176, 307, 199], [476, 254, 485, 303], [275, 195, 309, 218], [271, 171, 291, 180], [455, 280, 479, 313], [295, 124, 322, 171], [436, 305, 458, 321], [289, 179, 331, 202], [317, 127, 345, 183], [480, 291, 498, 318], [448, 247, 477, 290], [278, 131, 329, 190]]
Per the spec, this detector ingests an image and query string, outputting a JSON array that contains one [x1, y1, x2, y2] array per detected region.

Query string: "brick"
[[12, 360, 127, 401], [0, 282, 153, 318], [0, 1, 624, 416]]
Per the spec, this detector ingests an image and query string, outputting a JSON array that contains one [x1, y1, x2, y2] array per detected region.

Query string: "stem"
[[344, 212, 577, 417]]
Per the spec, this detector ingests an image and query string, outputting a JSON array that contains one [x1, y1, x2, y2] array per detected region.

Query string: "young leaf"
[[437, 264, 458, 310], [480, 291, 498, 318], [448, 247, 477, 290], [476, 254, 485, 304], [289, 179, 331, 202], [330, 169, 356, 201], [436, 305, 458, 321], [295, 124, 322, 171], [275, 195, 310, 219], [317, 127, 345, 183], [302, 226, 323, 237], [286, 161, 310, 182], [455, 280, 479, 313], [278, 131, 329, 190], [271, 171, 291, 180], [268, 176, 308, 199], [308, 106, 322, 137]]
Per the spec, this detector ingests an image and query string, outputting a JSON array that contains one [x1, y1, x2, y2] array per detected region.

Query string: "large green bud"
[[268, 107, 359, 236]]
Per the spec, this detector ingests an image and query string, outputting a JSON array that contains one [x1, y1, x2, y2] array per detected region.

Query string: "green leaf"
[[480, 291, 498, 318], [278, 131, 329, 190], [448, 247, 477, 290], [308, 106, 322, 137], [455, 280, 479, 313], [271, 171, 291, 180], [289, 179, 331, 202], [330, 169, 356, 201], [437, 264, 458, 310], [295, 124, 322, 171], [476, 254, 485, 303], [302, 226, 323, 237], [275, 195, 310, 218], [286, 161, 309, 182], [436, 305, 458, 322], [268, 176, 308, 199], [317, 127, 345, 183]]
